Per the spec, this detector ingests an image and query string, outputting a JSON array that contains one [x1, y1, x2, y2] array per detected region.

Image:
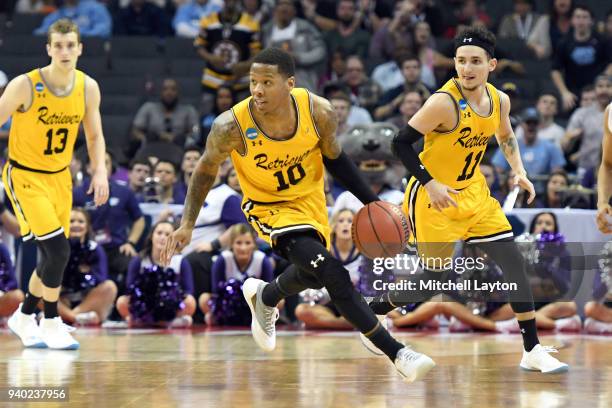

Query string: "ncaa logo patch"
[[246, 128, 258, 140], [35, 82, 44, 92], [458, 99, 468, 110]]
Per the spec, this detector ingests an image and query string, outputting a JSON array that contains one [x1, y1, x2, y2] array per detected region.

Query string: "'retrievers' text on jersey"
[[421, 78, 501, 190], [230, 88, 325, 205], [8, 69, 86, 172]]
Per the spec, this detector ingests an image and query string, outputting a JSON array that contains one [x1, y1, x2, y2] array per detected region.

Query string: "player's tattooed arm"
[[311, 94, 341, 159], [499, 135, 518, 157], [181, 111, 243, 228], [312, 93, 380, 204], [496, 91, 527, 177]]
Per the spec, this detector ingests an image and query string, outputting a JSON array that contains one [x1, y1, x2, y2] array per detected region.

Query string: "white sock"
[[554, 314, 580, 329], [585, 318, 612, 334], [495, 318, 518, 332]]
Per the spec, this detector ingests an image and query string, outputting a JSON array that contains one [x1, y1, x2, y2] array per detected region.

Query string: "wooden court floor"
[[0, 327, 610, 408]]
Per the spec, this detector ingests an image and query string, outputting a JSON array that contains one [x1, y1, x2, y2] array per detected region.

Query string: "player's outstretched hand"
[[513, 172, 536, 204], [596, 204, 612, 234], [160, 225, 193, 266], [424, 179, 459, 212], [88, 170, 109, 207]]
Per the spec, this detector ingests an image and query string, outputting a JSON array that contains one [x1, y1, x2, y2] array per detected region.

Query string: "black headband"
[[455, 36, 495, 57]]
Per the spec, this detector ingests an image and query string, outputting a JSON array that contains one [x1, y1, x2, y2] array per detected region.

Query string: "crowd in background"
[[0, 0, 610, 332]]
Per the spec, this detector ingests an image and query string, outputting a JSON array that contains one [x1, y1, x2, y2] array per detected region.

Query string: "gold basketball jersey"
[[230, 88, 325, 203], [421, 78, 501, 190], [9, 69, 86, 172]]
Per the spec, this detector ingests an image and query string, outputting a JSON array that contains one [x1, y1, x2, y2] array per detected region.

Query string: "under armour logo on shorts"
[[463, 38, 473, 43], [311, 254, 325, 268]]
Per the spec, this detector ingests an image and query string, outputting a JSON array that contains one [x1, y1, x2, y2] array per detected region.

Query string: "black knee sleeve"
[[37, 235, 71, 288], [276, 232, 354, 300], [294, 267, 324, 289], [277, 231, 383, 334], [474, 239, 535, 313], [317, 256, 354, 300], [35, 245, 49, 279]]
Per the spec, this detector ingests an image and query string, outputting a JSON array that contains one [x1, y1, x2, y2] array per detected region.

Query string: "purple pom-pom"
[[536, 232, 566, 257], [61, 239, 100, 296], [211, 278, 251, 326], [537, 232, 565, 246], [128, 263, 185, 324]]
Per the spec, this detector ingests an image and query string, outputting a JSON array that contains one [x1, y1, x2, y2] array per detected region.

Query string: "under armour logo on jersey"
[[464, 112, 471, 118], [311, 254, 325, 268], [521, 328, 526, 334], [419, 165, 425, 170], [252, 140, 263, 146], [463, 37, 473, 43]]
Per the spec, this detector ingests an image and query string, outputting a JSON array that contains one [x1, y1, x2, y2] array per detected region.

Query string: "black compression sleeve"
[[323, 151, 380, 205], [392, 124, 433, 185]]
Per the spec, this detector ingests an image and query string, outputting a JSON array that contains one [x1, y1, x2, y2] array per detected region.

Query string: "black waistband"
[[244, 198, 287, 206], [410, 175, 467, 191], [9, 159, 67, 174]]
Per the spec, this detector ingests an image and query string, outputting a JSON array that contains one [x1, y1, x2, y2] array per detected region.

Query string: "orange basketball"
[[351, 201, 411, 259]]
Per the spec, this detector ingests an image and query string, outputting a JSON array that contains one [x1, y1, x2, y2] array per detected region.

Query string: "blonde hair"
[[48, 18, 80, 44], [330, 208, 355, 241], [229, 223, 257, 244]]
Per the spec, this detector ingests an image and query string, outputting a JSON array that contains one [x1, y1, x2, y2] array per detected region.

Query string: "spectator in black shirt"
[[551, 5, 612, 112], [114, 0, 169, 37]]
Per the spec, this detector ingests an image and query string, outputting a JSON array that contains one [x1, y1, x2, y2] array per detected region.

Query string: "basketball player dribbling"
[[0, 19, 109, 349], [365, 26, 568, 373], [596, 102, 612, 234], [162, 47, 435, 383]]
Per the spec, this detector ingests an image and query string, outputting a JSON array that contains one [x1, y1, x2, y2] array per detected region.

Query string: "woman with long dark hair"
[[116, 221, 196, 327], [59, 208, 117, 326], [540, 170, 569, 208], [527, 0, 574, 59], [525, 211, 580, 331]]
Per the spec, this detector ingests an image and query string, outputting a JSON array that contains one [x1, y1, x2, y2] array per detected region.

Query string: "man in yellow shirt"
[[162, 47, 435, 383], [0, 19, 108, 350], [368, 26, 569, 374]]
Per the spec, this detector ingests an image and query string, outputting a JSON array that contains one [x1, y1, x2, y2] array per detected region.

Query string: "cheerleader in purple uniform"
[[440, 212, 579, 332], [527, 212, 580, 331], [202, 224, 275, 326], [116, 221, 196, 327], [0, 243, 23, 319], [59, 208, 117, 325]]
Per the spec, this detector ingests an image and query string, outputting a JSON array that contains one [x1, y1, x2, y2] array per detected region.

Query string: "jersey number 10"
[[44, 128, 69, 155], [273, 163, 306, 191]]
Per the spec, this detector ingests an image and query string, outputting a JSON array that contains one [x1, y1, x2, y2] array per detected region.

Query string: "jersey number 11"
[[457, 151, 483, 182]]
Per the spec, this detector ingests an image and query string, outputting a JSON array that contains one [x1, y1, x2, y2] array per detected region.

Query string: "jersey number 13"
[[44, 128, 69, 155]]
